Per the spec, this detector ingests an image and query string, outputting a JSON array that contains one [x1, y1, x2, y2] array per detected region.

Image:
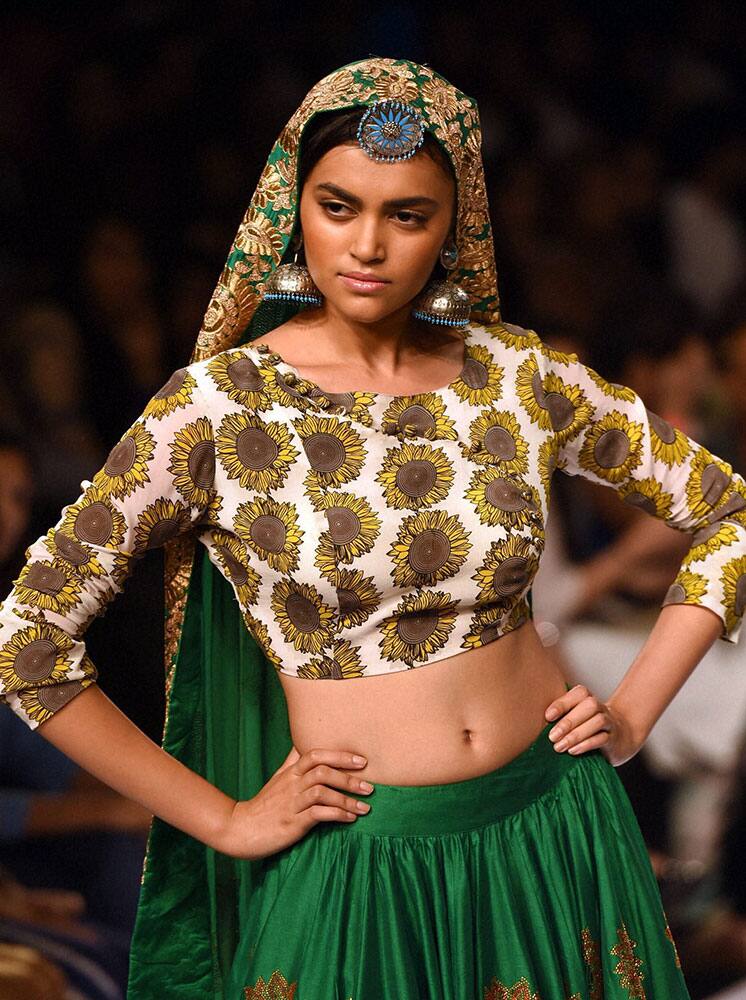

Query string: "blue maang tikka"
[[357, 99, 426, 162]]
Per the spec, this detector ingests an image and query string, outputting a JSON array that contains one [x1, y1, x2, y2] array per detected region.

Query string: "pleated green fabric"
[[227, 721, 691, 1000], [128, 548, 295, 997]]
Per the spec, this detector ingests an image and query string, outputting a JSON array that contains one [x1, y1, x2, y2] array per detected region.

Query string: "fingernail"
[[555, 740, 568, 751], [356, 801, 370, 812], [360, 781, 374, 792], [352, 755, 366, 764], [546, 708, 558, 720]]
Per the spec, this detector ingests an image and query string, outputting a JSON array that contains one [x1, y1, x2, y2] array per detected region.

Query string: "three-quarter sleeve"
[[0, 365, 216, 729], [538, 347, 746, 643]]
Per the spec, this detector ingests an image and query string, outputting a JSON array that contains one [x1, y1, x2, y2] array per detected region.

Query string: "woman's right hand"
[[218, 745, 375, 860]]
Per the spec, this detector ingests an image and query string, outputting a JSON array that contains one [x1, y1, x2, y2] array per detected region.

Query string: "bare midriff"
[[279, 622, 570, 785]]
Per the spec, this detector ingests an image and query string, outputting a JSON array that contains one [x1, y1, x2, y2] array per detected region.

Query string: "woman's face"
[[298, 143, 456, 324]]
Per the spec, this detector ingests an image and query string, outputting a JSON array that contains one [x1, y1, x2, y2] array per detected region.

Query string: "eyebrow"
[[314, 182, 440, 210]]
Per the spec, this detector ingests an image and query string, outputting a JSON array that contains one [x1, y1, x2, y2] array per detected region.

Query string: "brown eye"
[[395, 211, 427, 225]]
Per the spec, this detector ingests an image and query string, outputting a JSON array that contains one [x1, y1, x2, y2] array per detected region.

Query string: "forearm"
[[35, 684, 237, 852], [607, 602, 723, 743]]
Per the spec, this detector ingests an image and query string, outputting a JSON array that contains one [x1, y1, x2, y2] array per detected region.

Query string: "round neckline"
[[251, 326, 472, 400]]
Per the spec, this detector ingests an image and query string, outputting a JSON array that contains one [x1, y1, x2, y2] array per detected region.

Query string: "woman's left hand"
[[544, 685, 643, 767]]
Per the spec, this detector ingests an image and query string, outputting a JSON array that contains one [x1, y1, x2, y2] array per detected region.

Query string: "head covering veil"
[[128, 57, 501, 997]]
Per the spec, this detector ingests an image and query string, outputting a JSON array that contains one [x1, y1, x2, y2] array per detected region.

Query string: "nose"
[[350, 215, 385, 264]]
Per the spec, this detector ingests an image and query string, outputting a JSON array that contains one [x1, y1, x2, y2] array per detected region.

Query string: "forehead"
[[304, 144, 455, 201]]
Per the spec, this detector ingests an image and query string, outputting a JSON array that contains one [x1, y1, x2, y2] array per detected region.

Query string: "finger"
[[552, 713, 610, 752], [565, 731, 611, 756], [298, 784, 371, 818], [545, 684, 590, 721], [301, 763, 373, 795], [295, 748, 367, 775], [548, 695, 604, 741]]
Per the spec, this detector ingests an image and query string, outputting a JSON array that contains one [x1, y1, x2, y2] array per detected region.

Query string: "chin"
[[327, 295, 413, 325]]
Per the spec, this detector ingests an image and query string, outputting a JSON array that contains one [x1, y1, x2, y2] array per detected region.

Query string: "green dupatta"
[[127, 56, 502, 997]]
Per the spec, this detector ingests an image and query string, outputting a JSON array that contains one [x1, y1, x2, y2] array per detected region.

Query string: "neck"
[[300, 301, 445, 374]]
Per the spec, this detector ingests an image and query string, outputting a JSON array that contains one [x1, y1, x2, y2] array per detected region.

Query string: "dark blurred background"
[[1, 2, 745, 995]]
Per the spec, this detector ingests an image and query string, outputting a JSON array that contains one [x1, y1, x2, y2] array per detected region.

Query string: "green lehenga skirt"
[[226, 720, 690, 999]]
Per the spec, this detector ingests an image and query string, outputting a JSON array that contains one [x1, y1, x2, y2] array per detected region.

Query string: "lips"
[[339, 272, 390, 293]]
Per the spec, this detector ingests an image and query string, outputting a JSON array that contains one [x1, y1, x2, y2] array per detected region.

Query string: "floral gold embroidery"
[[483, 977, 540, 1000], [611, 921, 646, 998], [244, 969, 298, 999], [581, 926, 603, 1000]]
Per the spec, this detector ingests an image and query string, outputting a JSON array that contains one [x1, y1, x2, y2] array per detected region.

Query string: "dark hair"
[[297, 107, 457, 222]]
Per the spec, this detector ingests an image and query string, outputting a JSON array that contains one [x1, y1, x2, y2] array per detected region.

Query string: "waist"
[[346, 718, 587, 836], [280, 623, 572, 785]]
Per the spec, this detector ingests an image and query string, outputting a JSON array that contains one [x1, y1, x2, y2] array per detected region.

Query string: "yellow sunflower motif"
[[93, 422, 155, 499], [538, 341, 579, 365], [586, 366, 637, 403], [685, 447, 733, 514], [721, 555, 746, 635], [664, 570, 709, 610], [133, 498, 193, 553], [297, 638, 366, 680], [0, 620, 74, 694], [313, 530, 338, 581], [515, 355, 551, 429], [255, 361, 314, 411], [60, 487, 127, 551], [142, 368, 198, 421], [206, 349, 272, 410], [271, 578, 336, 654], [618, 477, 674, 521], [684, 523, 741, 566], [293, 412, 366, 488], [379, 589, 459, 666], [388, 509, 472, 588], [168, 417, 215, 509], [577, 410, 644, 484], [18, 674, 95, 727], [243, 968, 297, 1000], [485, 322, 542, 352], [380, 394, 457, 441], [466, 467, 542, 529], [333, 568, 382, 628], [241, 610, 282, 670], [376, 441, 454, 510], [110, 552, 133, 590], [466, 410, 529, 474], [473, 536, 539, 605], [538, 438, 559, 500], [451, 342, 504, 407], [462, 602, 509, 650], [234, 496, 303, 574], [210, 530, 261, 608], [646, 408, 692, 467], [12, 559, 82, 615], [216, 411, 299, 492], [541, 371, 595, 445], [315, 491, 382, 564], [203, 492, 224, 526], [42, 528, 105, 581]]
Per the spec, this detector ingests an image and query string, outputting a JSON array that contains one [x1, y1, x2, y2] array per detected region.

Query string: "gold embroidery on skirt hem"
[[244, 969, 298, 999]]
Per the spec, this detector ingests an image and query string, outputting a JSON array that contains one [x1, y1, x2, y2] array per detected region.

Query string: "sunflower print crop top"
[[2, 320, 746, 729]]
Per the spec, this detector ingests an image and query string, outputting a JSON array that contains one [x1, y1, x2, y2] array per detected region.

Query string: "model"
[[2, 57, 744, 999]]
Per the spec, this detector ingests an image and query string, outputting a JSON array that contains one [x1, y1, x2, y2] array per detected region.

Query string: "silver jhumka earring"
[[411, 241, 471, 327], [262, 232, 323, 306]]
